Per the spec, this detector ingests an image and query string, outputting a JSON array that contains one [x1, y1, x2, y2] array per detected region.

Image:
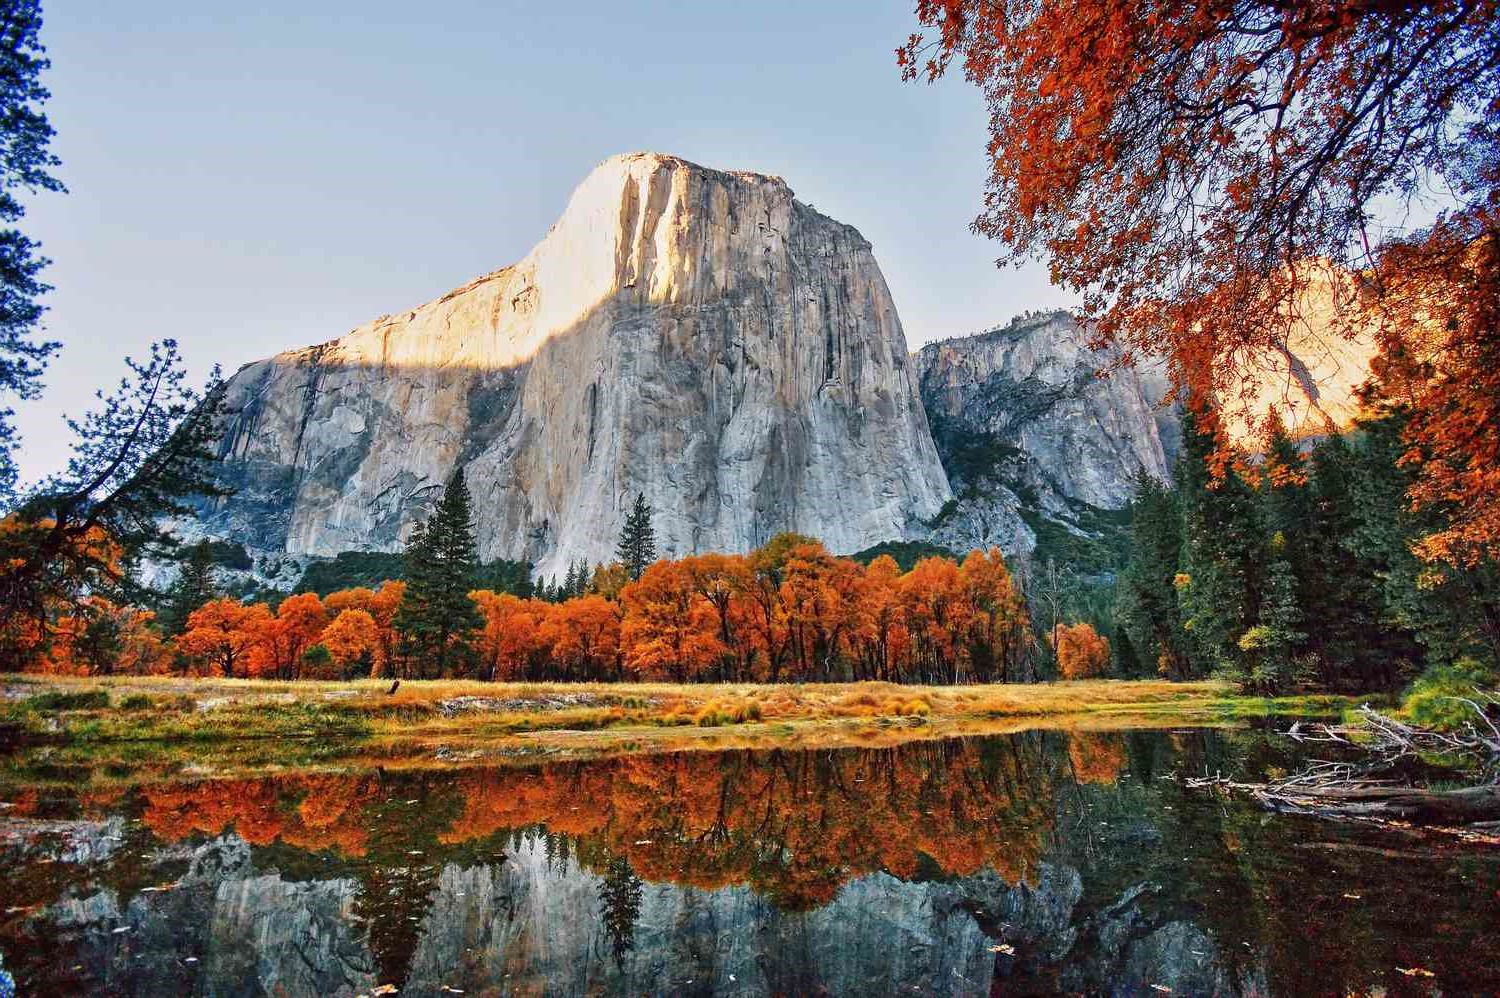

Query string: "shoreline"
[[0, 674, 1367, 778]]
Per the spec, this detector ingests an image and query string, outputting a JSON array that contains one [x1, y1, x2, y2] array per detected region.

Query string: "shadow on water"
[[1, 727, 1496, 996]]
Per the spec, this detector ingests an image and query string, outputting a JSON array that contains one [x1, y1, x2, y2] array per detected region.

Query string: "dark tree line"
[[1116, 406, 1499, 694]]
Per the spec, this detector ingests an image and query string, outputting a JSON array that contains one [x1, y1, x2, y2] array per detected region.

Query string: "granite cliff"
[[912, 311, 1171, 560], [201, 153, 950, 577]]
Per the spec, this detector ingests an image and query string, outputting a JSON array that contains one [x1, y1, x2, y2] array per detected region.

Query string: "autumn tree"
[[393, 470, 482, 678], [1051, 622, 1111, 681], [321, 608, 380, 678], [471, 590, 548, 680], [619, 560, 725, 681], [46, 596, 165, 676], [959, 547, 1030, 682], [252, 592, 327, 680], [615, 492, 657, 580], [539, 594, 622, 681], [177, 598, 272, 677], [903, 0, 1500, 562]]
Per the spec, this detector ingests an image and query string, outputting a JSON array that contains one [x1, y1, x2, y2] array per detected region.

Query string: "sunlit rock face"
[[203, 153, 950, 576], [1211, 262, 1380, 447]]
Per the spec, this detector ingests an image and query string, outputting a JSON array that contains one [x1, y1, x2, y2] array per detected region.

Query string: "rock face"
[[203, 153, 950, 576], [917, 311, 1170, 511], [912, 311, 1170, 559]]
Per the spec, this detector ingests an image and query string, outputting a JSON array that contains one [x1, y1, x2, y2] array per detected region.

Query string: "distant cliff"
[[912, 311, 1170, 560], [199, 153, 951, 577]]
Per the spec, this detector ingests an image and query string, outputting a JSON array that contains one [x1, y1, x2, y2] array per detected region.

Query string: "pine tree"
[[1115, 470, 1189, 678], [1237, 534, 1307, 694], [393, 470, 483, 678], [0, 2, 66, 497], [598, 856, 643, 967], [159, 540, 219, 636], [1302, 434, 1413, 688], [1176, 409, 1264, 680], [562, 560, 579, 599], [615, 493, 657, 581]]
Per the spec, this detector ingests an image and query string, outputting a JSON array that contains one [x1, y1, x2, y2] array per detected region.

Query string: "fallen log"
[[1252, 782, 1500, 825]]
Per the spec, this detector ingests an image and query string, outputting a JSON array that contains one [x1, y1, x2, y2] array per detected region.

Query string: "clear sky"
[[13, 0, 1074, 481]]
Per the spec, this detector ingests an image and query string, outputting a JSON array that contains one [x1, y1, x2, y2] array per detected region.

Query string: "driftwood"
[[1188, 693, 1500, 837]]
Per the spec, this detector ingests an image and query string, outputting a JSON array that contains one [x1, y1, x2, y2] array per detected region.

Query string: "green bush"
[[120, 694, 154, 711], [1401, 658, 1498, 732], [26, 690, 110, 711]]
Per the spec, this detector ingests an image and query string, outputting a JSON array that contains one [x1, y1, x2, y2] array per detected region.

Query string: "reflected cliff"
[[2, 729, 1497, 996]]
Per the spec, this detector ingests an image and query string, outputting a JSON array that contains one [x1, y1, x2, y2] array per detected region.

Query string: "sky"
[[12, 0, 1075, 481]]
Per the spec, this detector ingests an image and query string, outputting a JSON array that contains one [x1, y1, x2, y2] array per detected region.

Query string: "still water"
[[1, 727, 1496, 996]]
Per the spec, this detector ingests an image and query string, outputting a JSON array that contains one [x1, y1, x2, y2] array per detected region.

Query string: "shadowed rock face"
[[201, 153, 951, 576], [917, 311, 1170, 513], [13, 832, 1247, 998]]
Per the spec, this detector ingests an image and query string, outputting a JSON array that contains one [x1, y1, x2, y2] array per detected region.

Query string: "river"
[[1, 725, 1495, 996]]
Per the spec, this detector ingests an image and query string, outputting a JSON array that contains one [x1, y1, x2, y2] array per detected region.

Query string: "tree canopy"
[[902, 0, 1500, 564]]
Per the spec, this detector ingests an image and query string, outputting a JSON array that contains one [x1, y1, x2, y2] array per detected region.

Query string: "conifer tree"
[[0, 1, 66, 497], [393, 470, 482, 678], [159, 540, 218, 636], [1303, 435, 1412, 688], [1176, 409, 1264, 678], [598, 856, 643, 967], [1237, 534, 1307, 694], [615, 493, 656, 580], [1115, 471, 1188, 678]]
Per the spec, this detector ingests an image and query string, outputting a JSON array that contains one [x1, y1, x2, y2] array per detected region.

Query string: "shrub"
[[119, 694, 153, 711], [26, 690, 109, 711], [1401, 658, 1498, 732]]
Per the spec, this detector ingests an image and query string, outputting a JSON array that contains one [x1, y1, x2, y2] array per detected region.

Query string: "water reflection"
[[1, 729, 1496, 996]]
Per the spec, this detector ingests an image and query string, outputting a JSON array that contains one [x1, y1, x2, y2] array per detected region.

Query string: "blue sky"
[[13, 0, 1073, 480]]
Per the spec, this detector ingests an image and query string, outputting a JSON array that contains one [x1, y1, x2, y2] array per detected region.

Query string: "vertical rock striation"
[[203, 153, 950, 577]]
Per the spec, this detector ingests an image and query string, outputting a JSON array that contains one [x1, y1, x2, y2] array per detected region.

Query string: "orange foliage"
[[44, 597, 168, 676], [148, 537, 1037, 684], [249, 592, 327, 680], [539, 595, 622, 681], [619, 561, 727, 682], [902, 0, 1500, 563], [1067, 732, 1127, 785], [471, 591, 550, 680], [177, 598, 273, 678], [321, 608, 381, 677], [1051, 622, 1111, 681]]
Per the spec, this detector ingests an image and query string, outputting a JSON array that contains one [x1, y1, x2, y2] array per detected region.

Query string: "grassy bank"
[[0, 674, 1372, 781], [0, 673, 1357, 747]]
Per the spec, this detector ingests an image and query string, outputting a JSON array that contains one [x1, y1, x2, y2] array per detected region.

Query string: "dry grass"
[[3, 672, 1232, 741]]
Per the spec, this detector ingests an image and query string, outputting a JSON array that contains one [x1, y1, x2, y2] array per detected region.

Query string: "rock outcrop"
[[202, 153, 950, 577], [917, 311, 1170, 512], [912, 311, 1169, 559]]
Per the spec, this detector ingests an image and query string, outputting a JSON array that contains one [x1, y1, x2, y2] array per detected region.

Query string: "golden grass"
[[0, 673, 1369, 784]]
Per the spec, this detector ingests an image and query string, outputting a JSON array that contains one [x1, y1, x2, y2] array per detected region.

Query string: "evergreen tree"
[[1302, 434, 1413, 688], [598, 856, 643, 967], [393, 470, 483, 678], [615, 493, 657, 580], [562, 560, 579, 599], [1351, 412, 1500, 671], [0, 2, 66, 497], [1237, 534, 1307, 694], [159, 540, 219, 636], [1176, 409, 1264, 679], [1115, 470, 1188, 678]]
